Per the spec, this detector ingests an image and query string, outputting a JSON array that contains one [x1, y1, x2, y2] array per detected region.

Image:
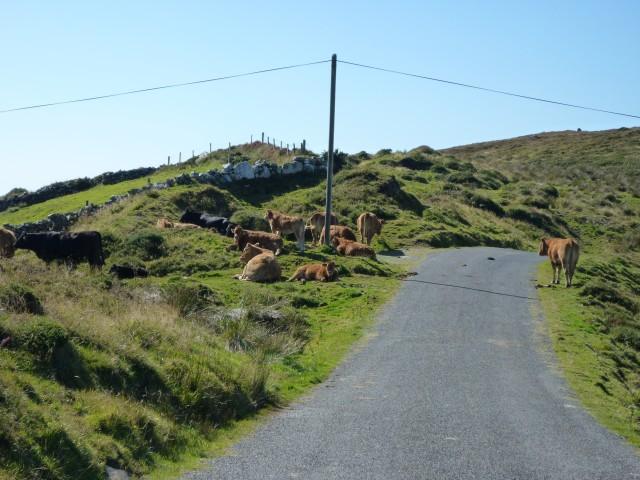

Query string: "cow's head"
[[264, 210, 274, 221], [240, 243, 264, 263], [324, 261, 336, 278], [538, 238, 549, 256], [376, 219, 385, 234], [330, 236, 341, 248]]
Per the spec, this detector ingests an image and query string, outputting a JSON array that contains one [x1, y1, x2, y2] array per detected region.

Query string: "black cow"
[[109, 264, 149, 279], [15, 231, 105, 269], [180, 209, 235, 236]]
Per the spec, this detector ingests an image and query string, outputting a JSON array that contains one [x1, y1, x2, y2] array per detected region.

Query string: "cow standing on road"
[[538, 237, 580, 287]]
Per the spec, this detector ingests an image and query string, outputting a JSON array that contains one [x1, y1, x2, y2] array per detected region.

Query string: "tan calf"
[[0, 227, 16, 259], [234, 243, 281, 282], [319, 225, 357, 244], [356, 212, 384, 245], [156, 218, 200, 229], [306, 212, 338, 245], [288, 261, 337, 283], [538, 237, 580, 287], [231, 226, 283, 255], [331, 237, 376, 259], [265, 210, 306, 252]]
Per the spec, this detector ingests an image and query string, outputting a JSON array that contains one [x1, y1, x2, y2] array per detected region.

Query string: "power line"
[[0, 59, 330, 114], [338, 59, 640, 120]]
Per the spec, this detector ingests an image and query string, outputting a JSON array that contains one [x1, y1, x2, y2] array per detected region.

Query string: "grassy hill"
[[1, 128, 639, 478]]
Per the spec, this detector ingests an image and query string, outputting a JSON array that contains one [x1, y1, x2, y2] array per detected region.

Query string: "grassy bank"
[[1, 128, 639, 477]]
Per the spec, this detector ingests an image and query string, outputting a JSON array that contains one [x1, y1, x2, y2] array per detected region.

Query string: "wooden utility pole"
[[324, 54, 337, 246]]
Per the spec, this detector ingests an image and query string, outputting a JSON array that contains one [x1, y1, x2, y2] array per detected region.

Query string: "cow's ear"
[[322, 263, 328, 267]]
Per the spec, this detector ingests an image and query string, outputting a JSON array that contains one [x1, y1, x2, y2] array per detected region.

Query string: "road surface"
[[183, 247, 640, 479]]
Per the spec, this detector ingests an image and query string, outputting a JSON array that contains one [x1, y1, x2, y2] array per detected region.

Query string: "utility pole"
[[324, 54, 337, 246]]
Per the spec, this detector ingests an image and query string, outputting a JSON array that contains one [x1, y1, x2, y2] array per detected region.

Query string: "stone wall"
[[4, 156, 326, 235]]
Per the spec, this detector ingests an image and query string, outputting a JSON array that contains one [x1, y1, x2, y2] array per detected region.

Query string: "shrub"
[[123, 231, 167, 260], [164, 281, 217, 316], [171, 186, 233, 216], [230, 210, 270, 231], [581, 281, 638, 313], [447, 172, 482, 187], [507, 207, 555, 231], [398, 156, 433, 171], [0, 283, 44, 315], [375, 148, 392, 156], [462, 193, 505, 217], [16, 319, 68, 361], [612, 326, 640, 350]]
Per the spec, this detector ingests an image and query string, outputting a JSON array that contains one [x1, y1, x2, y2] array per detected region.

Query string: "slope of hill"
[[0, 129, 639, 478]]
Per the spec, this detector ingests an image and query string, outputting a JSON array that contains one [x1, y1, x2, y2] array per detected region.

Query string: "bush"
[[507, 207, 555, 231], [16, 319, 68, 361], [398, 156, 433, 171], [171, 186, 233, 216], [462, 192, 505, 217], [447, 172, 482, 187], [581, 281, 638, 313], [164, 281, 217, 316], [0, 283, 44, 315], [230, 210, 270, 231], [123, 231, 167, 260]]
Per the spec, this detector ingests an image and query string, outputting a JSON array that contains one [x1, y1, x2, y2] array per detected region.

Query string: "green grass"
[[1, 128, 639, 478]]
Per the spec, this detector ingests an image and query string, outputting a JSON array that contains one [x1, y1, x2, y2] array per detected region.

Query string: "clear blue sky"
[[1, 1, 638, 195]]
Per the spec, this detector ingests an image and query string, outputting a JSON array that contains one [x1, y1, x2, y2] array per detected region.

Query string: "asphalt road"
[[183, 247, 640, 479]]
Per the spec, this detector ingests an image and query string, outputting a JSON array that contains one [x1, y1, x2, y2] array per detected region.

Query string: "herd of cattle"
[[0, 209, 386, 284], [0, 208, 580, 286]]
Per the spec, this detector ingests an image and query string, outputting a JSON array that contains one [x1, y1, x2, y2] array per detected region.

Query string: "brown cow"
[[319, 225, 357, 244], [234, 243, 281, 282], [306, 212, 338, 245], [0, 227, 16, 259], [331, 237, 376, 259], [265, 210, 306, 251], [288, 261, 337, 283], [240, 242, 269, 264], [156, 218, 200, 229], [357, 212, 384, 245], [231, 226, 283, 255], [538, 237, 580, 287]]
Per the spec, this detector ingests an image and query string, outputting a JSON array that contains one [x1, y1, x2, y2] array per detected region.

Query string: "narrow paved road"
[[183, 248, 640, 479]]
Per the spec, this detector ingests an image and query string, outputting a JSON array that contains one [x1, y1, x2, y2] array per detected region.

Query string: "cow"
[[156, 218, 201, 229], [109, 264, 149, 279], [288, 261, 337, 283], [331, 236, 376, 260], [319, 225, 357, 244], [356, 212, 384, 245], [0, 227, 16, 259], [306, 212, 338, 245], [230, 226, 283, 255], [538, 237, 580, 287], [179, 209, 235, 236], [15, 231, 105, 269], [234, 243, 281, 282], [264, 210, 306, 251]]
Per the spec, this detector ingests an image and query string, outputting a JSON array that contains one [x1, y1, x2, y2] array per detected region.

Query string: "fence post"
[[167, 155, 170, 165], [209, 143, 212, 153], [261, 132, 264, 143], [179, 152, 182, 163], [324, 54, 337, 246]]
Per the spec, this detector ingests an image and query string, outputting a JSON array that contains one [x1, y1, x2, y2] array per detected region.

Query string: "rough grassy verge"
[[538, 253, 640, 448]]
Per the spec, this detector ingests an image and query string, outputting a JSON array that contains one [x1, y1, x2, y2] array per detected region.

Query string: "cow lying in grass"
[[15, 231, 105, 269], [109, 264, 149, 279], [288, 261, 337, 283], [319, 225, 357, 244], [156, 218, 201, 229], [357, 212, 384, 245], [180, 209, 235, 236], [0, 227, 16, 259], [265, 210, 306, 252], [538, 237, 580, 287], [331, 236, 376, 259], [234, 243, 281, 282], [230, 226, 283, 255], [306, 212, 338, 245]]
